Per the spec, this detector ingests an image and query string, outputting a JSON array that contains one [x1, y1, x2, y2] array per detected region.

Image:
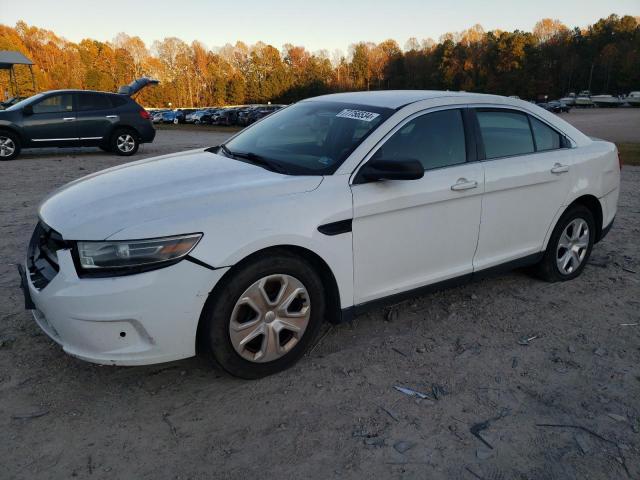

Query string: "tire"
[[535, 205, 595, 282], [173, 117, 179, 125], [201, 251, 326, 379], [0, 130, 21, 161], [110, 129, 139, 156]]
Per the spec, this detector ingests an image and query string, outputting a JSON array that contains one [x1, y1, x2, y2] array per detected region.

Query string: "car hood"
[[39, 149, 323, 240]]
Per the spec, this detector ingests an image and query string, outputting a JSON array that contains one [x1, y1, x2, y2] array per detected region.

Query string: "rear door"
[[75, 92, 119, 144], [21, 93, 77, 146], [472, 108, 574, 270]]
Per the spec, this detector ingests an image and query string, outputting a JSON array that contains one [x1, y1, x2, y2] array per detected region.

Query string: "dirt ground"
[[1, 109, 639, 480]]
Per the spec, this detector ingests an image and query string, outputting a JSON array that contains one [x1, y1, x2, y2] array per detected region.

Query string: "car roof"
[[38, 89, 123, 96], [304, 90, 505, 109]]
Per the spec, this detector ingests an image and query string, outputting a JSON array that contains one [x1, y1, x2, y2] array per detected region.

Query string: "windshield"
[[223, 100, 393, 175], [6, 93, 45, 111]]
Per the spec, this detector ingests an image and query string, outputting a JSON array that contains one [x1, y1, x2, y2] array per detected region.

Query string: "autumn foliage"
[[1, 14, 639, 107]]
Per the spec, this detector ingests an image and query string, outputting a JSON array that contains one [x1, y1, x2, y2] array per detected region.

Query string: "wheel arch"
[[107, 124, 142, 143], [0, 125, 24, 144], [195, 244, 342, 354], [567, 194, 604, 242]]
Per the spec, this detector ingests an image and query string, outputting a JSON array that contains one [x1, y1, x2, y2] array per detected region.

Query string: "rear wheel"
[[535, 205, 595, 282], [201, 252, 326, 379], [110, 129, 139, 156], [0, 131, 20, 161]]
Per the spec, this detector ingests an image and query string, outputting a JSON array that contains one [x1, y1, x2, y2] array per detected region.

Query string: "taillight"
[[617, 149, 623, 170], [139, 109, 151, 120]]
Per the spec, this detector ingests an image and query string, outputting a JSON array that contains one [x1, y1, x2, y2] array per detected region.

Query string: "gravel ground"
[[1, 111, 639, 479]]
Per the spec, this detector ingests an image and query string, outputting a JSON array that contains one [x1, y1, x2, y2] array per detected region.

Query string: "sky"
[[1, 0, 638, 53]]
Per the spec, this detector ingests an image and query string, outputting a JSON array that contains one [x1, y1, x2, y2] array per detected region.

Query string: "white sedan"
[[20, 91, 620, 378]]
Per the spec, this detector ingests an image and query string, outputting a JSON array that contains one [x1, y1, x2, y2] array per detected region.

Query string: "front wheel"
[[201, 252, 326, 379], [535, 205, 595, 282], [110, 129, 139, 156], [0, 131, 20, 160]]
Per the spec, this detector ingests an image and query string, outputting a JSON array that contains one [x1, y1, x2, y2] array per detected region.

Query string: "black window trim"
[[471, 106, 572, 162], [351, 105, 478, 185]]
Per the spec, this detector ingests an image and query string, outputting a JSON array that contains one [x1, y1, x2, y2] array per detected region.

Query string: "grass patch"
[[155, 123, 243, 134], [617, 143, 640, 166]]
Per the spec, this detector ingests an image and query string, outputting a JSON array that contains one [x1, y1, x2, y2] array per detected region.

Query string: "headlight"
[[74, 233, 202, 276]]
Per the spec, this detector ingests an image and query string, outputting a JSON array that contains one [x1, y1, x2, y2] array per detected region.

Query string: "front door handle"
[[551, 163, 569, 174], [451, 178, 478, 191], [63, 117, 76, 121]]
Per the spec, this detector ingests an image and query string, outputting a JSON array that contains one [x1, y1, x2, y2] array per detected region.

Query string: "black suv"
[[0, 79, 157, 160]]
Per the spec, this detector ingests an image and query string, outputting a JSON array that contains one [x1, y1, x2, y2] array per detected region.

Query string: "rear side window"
[[77, 93, 113, 111], [32, 94, 73, 114], [373, 109, 466, 170], [111, 95, 128, 107], [530, 116, 562, 151], [476, 110, 534, 159]]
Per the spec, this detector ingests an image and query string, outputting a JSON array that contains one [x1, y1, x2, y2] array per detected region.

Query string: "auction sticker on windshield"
[[336, 109, 380, 122]]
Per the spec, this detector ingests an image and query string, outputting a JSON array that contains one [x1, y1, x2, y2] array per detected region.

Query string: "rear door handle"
[[551, 163, 569, 174], [105, 115, 118, 119], [63, 117, 76, 121], [451, 179, 478, 191]]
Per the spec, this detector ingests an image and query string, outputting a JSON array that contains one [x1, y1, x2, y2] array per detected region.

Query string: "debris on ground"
[[379, 405, 399, 421], [607, 413, 628, 423], [476, 445, 494, 460], [575, 434, 590, 454], [393, 440, 416, 454], [470, 409, 510, 449], [594, 347, 608, 357], [0, 335, 16, 348], [393, 386, 431, 399], [363, 436, 385, 447], [11, 410, 49, 420], [517, 335, 538, 346]]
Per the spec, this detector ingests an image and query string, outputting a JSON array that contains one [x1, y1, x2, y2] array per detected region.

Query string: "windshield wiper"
[[216, 144, 288, 174]]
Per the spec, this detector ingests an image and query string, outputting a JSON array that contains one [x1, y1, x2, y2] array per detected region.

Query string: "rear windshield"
[[223, 101, 393, 175]]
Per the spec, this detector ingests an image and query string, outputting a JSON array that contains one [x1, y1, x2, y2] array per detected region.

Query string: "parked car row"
[[152, 104, 286, 126]]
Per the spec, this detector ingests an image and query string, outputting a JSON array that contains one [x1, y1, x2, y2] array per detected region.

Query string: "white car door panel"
[[473, 109, 575, 270], [352, 163, 483, 304], [350, 107, 483, 305]]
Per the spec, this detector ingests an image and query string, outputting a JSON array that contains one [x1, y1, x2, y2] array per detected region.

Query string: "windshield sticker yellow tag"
[[336, 109, 380, 122]]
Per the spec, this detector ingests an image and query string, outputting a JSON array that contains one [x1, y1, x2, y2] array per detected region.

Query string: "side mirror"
[[23, 105, 33, 116], [355, 158, 424, 184]]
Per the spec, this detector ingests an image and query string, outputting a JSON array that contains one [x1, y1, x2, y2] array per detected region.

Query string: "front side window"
[[32, 94, 73, 114], [77, 93, 113, 111], [476, 110, 534, 159], [223, 101, 392, 175], [530, 116, 562, 151], [372, 109, 467, 170]]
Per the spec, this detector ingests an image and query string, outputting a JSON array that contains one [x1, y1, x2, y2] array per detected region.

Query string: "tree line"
[[0, 14, 638, 108]]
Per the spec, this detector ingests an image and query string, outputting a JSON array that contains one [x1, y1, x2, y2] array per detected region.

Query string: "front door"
[[351, 108, 484, 305], [22, 93, 77, 146]]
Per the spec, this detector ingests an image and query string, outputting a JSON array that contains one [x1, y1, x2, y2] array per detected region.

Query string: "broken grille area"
[[27, 222, 66, 290]]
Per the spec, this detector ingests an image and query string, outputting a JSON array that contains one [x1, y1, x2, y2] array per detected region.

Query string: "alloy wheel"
[[556, 218, 589, 275], [0, 136, 16, 158], [116, 134, 135, 153], [229, 274, 311, 363]]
